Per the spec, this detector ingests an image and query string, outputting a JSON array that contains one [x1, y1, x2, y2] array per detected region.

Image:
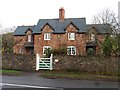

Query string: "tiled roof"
[[87, 24, 112, 34], [14, 25, 35, 35], [33, 18, 87, 34], [14, 18, 112, 35]]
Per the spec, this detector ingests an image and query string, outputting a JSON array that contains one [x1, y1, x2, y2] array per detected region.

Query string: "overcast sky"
[[0, 0, 120, 32]]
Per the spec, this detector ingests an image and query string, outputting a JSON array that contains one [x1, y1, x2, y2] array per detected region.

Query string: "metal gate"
[[36, 53, 53, 71]]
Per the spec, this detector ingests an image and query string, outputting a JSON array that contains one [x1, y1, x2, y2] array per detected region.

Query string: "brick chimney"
[[59, 7, 65, 22]]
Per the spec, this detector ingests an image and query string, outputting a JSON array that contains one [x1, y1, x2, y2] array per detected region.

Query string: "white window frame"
[[68, 33, 75, 40], [28, 35, 32, 42], [67, 46, 76, 55], [19, 48, 23, 54], [43, 46, 51, 55], [44, 33, 51, 40], [90, 34, 95, 42]]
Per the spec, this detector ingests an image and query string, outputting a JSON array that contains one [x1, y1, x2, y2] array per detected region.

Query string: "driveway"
[[1, 72, 119, 89]]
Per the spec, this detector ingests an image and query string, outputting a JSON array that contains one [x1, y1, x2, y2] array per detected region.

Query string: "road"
[[1, 72, 119, 89]]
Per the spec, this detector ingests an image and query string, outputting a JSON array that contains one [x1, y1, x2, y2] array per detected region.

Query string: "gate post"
[[50, 54, 53, 70], [36, 53, 39, 71]]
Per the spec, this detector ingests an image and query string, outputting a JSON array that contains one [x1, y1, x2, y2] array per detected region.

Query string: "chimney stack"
[[59, 7, 65, 22]]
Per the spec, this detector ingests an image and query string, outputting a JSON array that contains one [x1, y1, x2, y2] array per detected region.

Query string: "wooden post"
[[36, 53, 39, 71], [50, 54, 53, 70]]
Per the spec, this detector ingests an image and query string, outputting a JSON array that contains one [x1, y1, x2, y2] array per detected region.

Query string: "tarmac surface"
[[1, 72, 119, 89]]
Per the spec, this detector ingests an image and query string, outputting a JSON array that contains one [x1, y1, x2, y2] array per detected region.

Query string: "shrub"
[[51, 48, 67, 55]]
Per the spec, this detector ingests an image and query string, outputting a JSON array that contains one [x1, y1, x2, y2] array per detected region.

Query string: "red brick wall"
[[14, 25, 106, 56], [34, 24, 87, 56], [13, 36, 26, 54], [13, 30, 33, 54], [96, 34, 106, 55]]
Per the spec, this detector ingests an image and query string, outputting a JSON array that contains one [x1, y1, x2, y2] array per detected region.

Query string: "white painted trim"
[[36, 53, 39, 71], [44, 33, 51, 40], [67, 46, 76, 55], [43, 46, 51, 55], [2, 83, 62, 89], [68, 33, 75, 40], [28, 35, 32, 42]]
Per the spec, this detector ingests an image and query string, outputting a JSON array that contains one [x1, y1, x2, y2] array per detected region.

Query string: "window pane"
[[44, 48, 48, 54], [67, 46, 76, 55], [68, 33, 75, 40], [72, 50, 75, 55], [43, 46, 51, 55], [44, 33, 51, 40], [91, 34, 95, 41], [67, 47, 71, 55], [28, 35, 31, 42], [72, 48, 75, 55], [45, 34, 47, 39], [48, 33, 50, 39], [71, 33, 75, 40]]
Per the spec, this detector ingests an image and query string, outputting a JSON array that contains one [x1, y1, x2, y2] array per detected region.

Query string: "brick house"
[[13, 7, 111, 56]]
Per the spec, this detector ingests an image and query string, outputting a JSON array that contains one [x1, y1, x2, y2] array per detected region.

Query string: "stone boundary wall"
[[53, 55, 119, 75], [2, 54, 119, 75], [2, 54, 36, 71]]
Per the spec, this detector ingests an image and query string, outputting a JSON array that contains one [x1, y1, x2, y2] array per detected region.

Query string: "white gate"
[[36, 53, 53, 71]]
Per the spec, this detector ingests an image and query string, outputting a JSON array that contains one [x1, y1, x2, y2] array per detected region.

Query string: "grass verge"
[[39, 70, 118, 82], [0, 69, 25, 76]]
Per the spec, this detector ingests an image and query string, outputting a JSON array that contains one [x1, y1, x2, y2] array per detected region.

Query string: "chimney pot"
[[59, 7, 65, 22]]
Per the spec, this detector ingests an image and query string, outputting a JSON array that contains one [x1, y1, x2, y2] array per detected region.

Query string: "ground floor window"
[[43, 46, 52, 55], [67, 46, 76, 55], [86, 46, 96, 55]]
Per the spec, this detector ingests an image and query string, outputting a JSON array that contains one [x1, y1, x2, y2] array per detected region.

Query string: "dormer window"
[[68, 33, 75, 40], [25, 29, 33, 42], [28, 35, 32, 42], [90, 34, 96, 42]]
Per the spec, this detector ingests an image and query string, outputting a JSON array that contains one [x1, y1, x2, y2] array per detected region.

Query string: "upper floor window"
[[90, 34, 96, 42], [44, 33, 51, 40], [67, 46, 76, 55], [68, 33, 75, 40], [28, 35, 32, 42]]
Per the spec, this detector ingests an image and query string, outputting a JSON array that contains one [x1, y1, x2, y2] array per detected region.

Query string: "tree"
[[102, 36, 112, 56], [92, 9, 119, 34], [1, 26, 23, 54], [92, 9, 120, 56], [2, 32, 23, 54], [2, 33, 14, 53]]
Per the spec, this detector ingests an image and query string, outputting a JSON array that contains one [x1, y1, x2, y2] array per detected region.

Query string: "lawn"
[[0, 69, 25, 76], [39, 70, 118, 82]]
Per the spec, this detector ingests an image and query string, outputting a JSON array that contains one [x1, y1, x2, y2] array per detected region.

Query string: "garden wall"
[[2, 54, 119, 75], [2, 54, 36, 71], [53, 55, 119, 75]]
